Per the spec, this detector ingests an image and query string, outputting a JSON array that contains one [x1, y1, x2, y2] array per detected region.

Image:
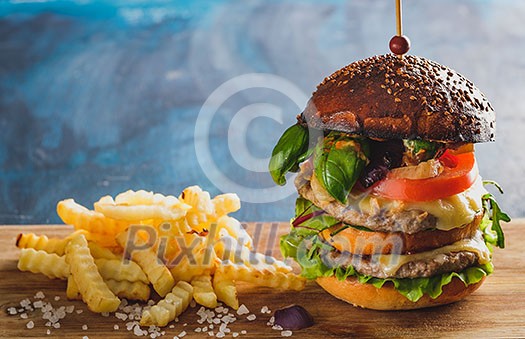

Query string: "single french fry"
[[105, 279, 150, 301], [17, 248, 69, 280], [191, 275, 217, 308], [80, 230, 119, 248], [66, 233, 120, 313], [16, 233, 69, 256], [88, 241, 120, 260], [57, 199, 130, 235], [140, 281, 193, 327], [212, 272, 238, 310], [66, 275, 81, 300], [116, 228, 175, 297], [67, 275, 150, 301], [95, 258, 149, 284], [215, 263, 306, 291]]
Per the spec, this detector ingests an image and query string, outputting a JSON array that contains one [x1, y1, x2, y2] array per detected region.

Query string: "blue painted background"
[[1, 0, 524, 224]]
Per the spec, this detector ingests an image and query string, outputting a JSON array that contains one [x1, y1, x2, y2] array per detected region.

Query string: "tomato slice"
[[371, 151, 478, 202]]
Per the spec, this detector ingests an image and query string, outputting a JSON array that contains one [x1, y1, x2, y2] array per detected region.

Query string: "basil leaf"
[[313, 132, 368, 203], [269, 124, 310, 186]]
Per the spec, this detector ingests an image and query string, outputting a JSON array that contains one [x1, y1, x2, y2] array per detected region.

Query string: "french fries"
[[213, 272, 239, 310], [17, 248, 69, 280], [94, 258, 149, 284], [15, 186, 306, 329], [215, 263, 306, 291], [66, 233, 120, 313], [191, 275, 217, 308], [67, 274, 150, 301], [116, 227, 175, 297], [140, 281, 193, 327], [16, 233, 69, 256], [57, 199, 129, 236]]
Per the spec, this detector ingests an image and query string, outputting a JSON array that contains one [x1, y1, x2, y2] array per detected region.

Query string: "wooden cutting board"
[[1, 222, 524, 338]]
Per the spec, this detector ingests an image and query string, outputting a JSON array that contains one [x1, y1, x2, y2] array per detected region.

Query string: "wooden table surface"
[[1, 222, 524, 338]]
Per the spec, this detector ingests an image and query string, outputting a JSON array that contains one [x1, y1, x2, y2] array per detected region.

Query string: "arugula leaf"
[[483, 180, 504, 194], [313, 132, 369, 203], [269, 124, 310, 186], [482, 192, 510, 248]]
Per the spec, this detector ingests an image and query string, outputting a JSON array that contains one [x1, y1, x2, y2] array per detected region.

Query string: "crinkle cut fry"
[[66, 233, 120, 313], [116, 227, 175, 297], [215, 263, 306, 291], [140, 281, 193, 327], [17, 248, 69, 279]]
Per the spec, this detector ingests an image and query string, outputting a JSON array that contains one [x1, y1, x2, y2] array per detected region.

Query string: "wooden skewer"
[[395, 0, 403, 36]]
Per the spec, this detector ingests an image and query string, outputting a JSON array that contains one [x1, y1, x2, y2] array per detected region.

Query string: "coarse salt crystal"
[[169, 325, 175, 329], [232, 332, 239, 338], [82, 324, 88, 330], [216, 332, 225, 338], [281, 330, 293, 337], [54, 296, 60, 301], [46, 329, 51, 335], [35, 291, 45, 299], [236, 304, 249, 316], [53, 323, 60, 329], [178, 331, 187, 337], [272, 325, 284, 331], [76, 309, 83, 314], [65, 305, 75, 313], [7, 307, 17, 315], [133, 325, 143, 336], [101, 312, 110, 317], [26, 321, 34, 329], [208, 331, 214, 337], [82, 336, 89, 339], [261, 306, 270, 314], [246, 314, 256, 321], [195, 328, 202, 332], [241, 330, 247, 334], [114, 324, 120, 330], [20, 313, 28, 319]]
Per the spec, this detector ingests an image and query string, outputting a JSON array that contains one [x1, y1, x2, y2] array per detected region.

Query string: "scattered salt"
[[281, 330, 293, 337], [236, 304, 249, 316], [20, 312, 29, 319], [54, 296, 60, 301], [246, 314, 256, 321], [35, 291, 45, 299], [241, 330, 247, 334], [261, 306, 270, 314], [178, 331, 187, 337], [114, 324, 120, 330], [26, 320, 34, 329], [82, 324, 88, 330]]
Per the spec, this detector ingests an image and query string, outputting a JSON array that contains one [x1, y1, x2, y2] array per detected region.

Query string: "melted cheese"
[[374, 231, 491, 277], [357, 177, 487, 231]]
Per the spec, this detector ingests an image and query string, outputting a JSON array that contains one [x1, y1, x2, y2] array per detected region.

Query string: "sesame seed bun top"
[[299, 54, 495, 143]]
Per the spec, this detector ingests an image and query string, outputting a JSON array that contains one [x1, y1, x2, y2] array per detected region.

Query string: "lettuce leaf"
[[281, 193, 506, 303], [288, 233, 494, 302]]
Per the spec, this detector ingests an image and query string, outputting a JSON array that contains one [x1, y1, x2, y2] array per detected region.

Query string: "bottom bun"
[[316, 275, 485, 311]]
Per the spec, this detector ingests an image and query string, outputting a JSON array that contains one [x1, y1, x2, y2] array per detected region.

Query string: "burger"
[[268, 54, 510, 310]]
